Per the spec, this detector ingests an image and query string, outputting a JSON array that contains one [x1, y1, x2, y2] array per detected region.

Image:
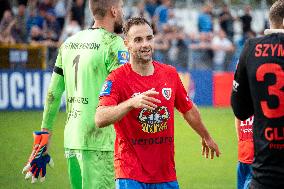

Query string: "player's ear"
[[110, 6, 117, 18], [124, 38, 131, 52], [124, 38, 128, 48]]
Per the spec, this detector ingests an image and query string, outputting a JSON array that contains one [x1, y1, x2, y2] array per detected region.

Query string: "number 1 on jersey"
[[73, 55, 80, 91]]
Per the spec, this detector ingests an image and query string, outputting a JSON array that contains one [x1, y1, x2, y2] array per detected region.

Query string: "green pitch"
[[0, 107, 236, 189]]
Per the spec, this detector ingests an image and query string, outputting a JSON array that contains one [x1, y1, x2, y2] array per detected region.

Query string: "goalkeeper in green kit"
[[22, 0, 128, 188]]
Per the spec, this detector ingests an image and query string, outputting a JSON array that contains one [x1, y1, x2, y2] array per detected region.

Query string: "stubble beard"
[[114, 19, 123, 34]]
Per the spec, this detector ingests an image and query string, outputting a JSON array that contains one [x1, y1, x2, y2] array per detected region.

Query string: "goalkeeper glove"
[[22, 131, 54, 183]]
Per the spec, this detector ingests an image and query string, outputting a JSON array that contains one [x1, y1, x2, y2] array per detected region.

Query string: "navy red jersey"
[[231, 32, 284, 188], [238, 116, 254, 164], [99, 61, 193, 183]]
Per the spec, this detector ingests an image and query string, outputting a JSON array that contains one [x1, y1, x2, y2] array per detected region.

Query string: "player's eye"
[[134, 37, 142, 43], [147, 36, 153, 41]]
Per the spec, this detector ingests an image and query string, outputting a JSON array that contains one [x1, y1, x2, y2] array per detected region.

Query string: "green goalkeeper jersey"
[[41, 28, 128, 151]]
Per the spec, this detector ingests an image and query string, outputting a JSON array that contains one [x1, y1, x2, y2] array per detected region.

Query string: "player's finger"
[[142, 100, 159, 109], [142, 103, 156, 110], [22, 164, 31, 174], [205, 146, 209, 158], [202, 145, 205, 156], [144, 89, 159, 96], [143, 96, 161, 103], [25, 171, 33, 180], [210, 149, 214, 159], [31, 176, 37, 184]]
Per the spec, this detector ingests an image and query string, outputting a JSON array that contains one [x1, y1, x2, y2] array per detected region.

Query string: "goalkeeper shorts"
[[65, 149, 115, 189]]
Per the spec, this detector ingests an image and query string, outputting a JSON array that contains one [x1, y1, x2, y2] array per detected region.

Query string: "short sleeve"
[[105, 36, 129, 73], [174, 70, 193, 113], [98, 71, 120, 107]]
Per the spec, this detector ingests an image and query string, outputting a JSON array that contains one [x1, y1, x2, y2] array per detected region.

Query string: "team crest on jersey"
[[100, 80, 112, 96], [138, 106, 170, 133], [118, 51, 129, 64], [162, 88, 172, 100]]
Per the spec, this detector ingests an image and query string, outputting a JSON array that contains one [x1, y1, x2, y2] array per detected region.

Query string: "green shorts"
[[65, 149, 115, 189]]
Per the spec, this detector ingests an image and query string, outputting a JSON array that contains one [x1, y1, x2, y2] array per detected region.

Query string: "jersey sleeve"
[[41, 47, 65, 131], [105, 36, 128, 73], [231, 40, 254, 120], [98, 72, 120, 107], [174, 69, 193, 113]]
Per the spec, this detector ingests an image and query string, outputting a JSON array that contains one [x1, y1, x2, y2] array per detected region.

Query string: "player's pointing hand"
[[131, 88, 161, 110]]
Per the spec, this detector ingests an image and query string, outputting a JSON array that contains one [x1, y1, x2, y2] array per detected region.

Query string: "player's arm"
[[235, 117, 240, 140], [174, 70, 220, 159], [41, 47, 65, 132], [95, 88, 160, 128], [231, 40, 254, 120], [182, 105, 220, 159]]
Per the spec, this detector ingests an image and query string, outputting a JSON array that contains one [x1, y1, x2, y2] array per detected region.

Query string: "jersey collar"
[[264, 29, 284, 35]]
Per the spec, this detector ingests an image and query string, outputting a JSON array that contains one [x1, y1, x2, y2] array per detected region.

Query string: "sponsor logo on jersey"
[[131, 136, 173, 145], [100, 80, 112, 96], [67, 108, 82, 122], [138, 106, 170, 133], [162, 88, 172, 100], [239, 116, 254, 141], [68, 97, 88, 104], [232, 80, 239, 92], [118, 51, 129, 64]]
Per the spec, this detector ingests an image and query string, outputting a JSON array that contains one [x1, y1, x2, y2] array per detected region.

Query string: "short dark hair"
[[89, 0, 118, 19], [123, 17, 152, 36], [269, 0, 284, 28]]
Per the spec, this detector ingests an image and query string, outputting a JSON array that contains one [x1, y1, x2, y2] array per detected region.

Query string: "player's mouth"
[[140, 49, 151, 55]]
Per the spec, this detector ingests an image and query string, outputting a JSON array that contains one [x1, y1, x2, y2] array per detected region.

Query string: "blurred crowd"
[[0, 0, 268, 72]]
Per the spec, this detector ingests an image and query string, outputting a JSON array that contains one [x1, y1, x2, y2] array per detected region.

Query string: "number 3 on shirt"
[[256, 63, 284, 118]]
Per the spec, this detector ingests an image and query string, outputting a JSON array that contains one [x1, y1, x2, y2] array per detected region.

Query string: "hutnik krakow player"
[[95, 17, 220, 189]]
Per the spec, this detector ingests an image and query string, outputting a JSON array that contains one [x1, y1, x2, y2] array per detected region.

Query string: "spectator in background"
[[145, 0, 158, 18], [38, 0, 54, 12], [211, 29, 234, 72], [43, 9, 61, 70], [198, 3, 213, 33], [239, 5, 252, 35], [0, 9, 14, 32], [219, 4, 234, 41], [44, 9, 61, 42], [130, 1, 151, 23], [229, 30, 256, 72], [190, 32, 213, 70], [175, 27, 189, 71], [0, 9, 16, 44], [54, 0, 67, 30], [29, 25, 45, 44], [60, 19, 81, 42], [26, 9, 45, 35], [12, 3, 28, 43], [153, 25, 169, 63], [71, 0, 85, 28], [0, 0, 11, 20], [153, 0, 171, 32]]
